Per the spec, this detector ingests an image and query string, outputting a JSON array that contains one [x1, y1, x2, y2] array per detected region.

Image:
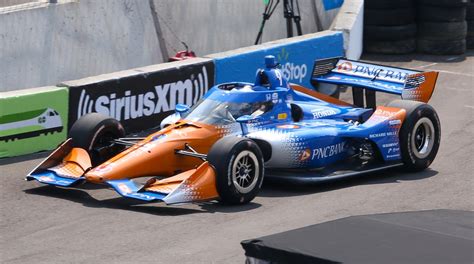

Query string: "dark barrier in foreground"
[[62, 58, 215, 133]]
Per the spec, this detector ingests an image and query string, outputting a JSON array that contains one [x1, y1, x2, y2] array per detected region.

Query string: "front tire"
[[207, 137, 264, 205], [387, 100, 441, 171], [69, 113, 125, 166]]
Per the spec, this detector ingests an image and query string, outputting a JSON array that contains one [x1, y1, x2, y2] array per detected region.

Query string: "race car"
[[27, 55, 441, 205]]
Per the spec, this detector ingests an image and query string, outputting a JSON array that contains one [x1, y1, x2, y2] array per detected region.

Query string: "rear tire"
[[365, 8, 415, 26], [69, 113, 125, 166], [387, 100, 441, 172], [364, 24, 417, 41], [364, 39, 416, 54], [207, 137, 264, 205], [417, 39, 466, 55]]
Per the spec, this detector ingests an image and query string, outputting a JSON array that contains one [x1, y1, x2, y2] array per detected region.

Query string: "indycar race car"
[[27, 56, 441, 205]]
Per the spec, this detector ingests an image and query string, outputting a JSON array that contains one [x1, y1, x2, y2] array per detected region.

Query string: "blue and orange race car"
[[27, 56, 441, 205]]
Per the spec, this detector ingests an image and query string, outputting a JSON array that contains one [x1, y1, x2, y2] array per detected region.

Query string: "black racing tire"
[[364, 39, 416, 55], [365, 8, 415, 26], [365, 0, 413, 9], [418, 0, 468, 7], [467, 19, 474, 49], [418, 5, 466, 22], [418, 21, 467, 40], [364, 24, 417, 41], [69, 113, 125, 166], [467, 2, 474, 20], [207, 137, 264, 205], [467, 32, 474, 49], [417, 38, 467, 55], [387, 100, 441, 172]]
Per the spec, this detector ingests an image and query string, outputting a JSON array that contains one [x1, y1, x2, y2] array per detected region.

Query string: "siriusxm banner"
[[64, 59, 214, 133], [211, 32, 344, 89]]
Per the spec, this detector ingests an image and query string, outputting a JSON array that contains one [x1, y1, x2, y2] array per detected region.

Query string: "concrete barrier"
[[0, 86, 68, 158], [61, 58, 215, 133], [0, 0, 163, 92], [330, 0, 364, 59], [206, 31, 344, 89], [1, 0, 343, 93]]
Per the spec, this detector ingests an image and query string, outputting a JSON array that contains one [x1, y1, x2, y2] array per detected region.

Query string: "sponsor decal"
[[311, 142, 345, 160], [300, 149, 311, 161], [311, 108, 338, 119], [276, 48, 308, 83], [382, 142, 398, 148], [151, 134, 166, 141], [369, 131, 397, 139], [337, 61, 352, 72], [387, 147, 400, 154], [118, 183, 132, 194], [272, 92, 279, 104], [68, 62, 214, 132], [333, 60, 417, 84], [95, 164, 112, 174], [374, 108, 398, 118], [277, 124, 300, 129], [389, 119, 402, 126], [39, 176, 54, 182], [277, 113, 288, 120]]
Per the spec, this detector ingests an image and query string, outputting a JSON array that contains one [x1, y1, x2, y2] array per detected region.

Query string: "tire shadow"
[[23, 185, 261, 216], [259, 168, 438, 198]]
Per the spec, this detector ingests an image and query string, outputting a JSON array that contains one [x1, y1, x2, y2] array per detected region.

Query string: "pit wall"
[[207, 31, 344, 89], [0, 30, 343, 158], [330, 0, 364, 60], [0, 0, 343, 92]]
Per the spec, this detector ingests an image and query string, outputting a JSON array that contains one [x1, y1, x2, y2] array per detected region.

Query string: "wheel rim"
[[232, 150, 260, 194], [411, 117, 435, 159]]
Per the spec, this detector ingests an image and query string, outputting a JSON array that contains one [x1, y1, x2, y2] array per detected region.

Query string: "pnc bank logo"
[[337, 61, 353, 72], [76, 66, 209, 121]]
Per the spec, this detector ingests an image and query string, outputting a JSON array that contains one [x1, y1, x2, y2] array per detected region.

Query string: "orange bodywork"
[[402, 71, 439, 103], [290, 83, 353, 106], [48, 148, 91, 179], [84, 121, 223, 183], [155, 162, 219, 204]]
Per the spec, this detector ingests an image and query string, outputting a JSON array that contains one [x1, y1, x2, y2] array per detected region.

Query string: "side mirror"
[[236, 115, 258, 136], [175, 104, 190, 117]]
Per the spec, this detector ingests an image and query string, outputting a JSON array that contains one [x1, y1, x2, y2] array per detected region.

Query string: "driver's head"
[[265, 55, 278, 69]]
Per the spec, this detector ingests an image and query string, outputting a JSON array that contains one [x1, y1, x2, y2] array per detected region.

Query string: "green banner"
[[0, 87, 68, 158]]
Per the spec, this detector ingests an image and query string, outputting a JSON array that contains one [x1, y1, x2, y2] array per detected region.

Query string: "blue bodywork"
[[184, 56, 405, 171]]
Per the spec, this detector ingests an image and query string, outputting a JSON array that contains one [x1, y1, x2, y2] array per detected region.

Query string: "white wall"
[[330, 0, 364, 60], [0, 0, 162, 92], [153, 0, 337, 57], [0, 0, 340, 92]]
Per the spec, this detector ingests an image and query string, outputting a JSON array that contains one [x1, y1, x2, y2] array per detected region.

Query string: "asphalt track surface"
[[1, 52, 473, 263]]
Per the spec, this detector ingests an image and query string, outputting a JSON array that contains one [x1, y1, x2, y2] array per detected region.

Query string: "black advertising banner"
[[65, 59, 215, 133]]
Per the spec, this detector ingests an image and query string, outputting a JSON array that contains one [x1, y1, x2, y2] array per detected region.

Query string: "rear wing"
[[311, 57, 438, 104]]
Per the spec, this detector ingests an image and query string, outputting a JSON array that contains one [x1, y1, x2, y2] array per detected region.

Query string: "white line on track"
[[434, 69, 474, 77], [416, 63, 438, 69], [464, 105, 474, 109], [416, 63, 474, 77]]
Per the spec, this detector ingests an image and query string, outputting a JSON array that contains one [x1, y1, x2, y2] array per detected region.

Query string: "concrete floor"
[[1, 51, 473, 263]]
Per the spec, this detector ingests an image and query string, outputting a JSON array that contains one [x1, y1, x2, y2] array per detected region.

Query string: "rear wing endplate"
[[311, 57, 438, 104]]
